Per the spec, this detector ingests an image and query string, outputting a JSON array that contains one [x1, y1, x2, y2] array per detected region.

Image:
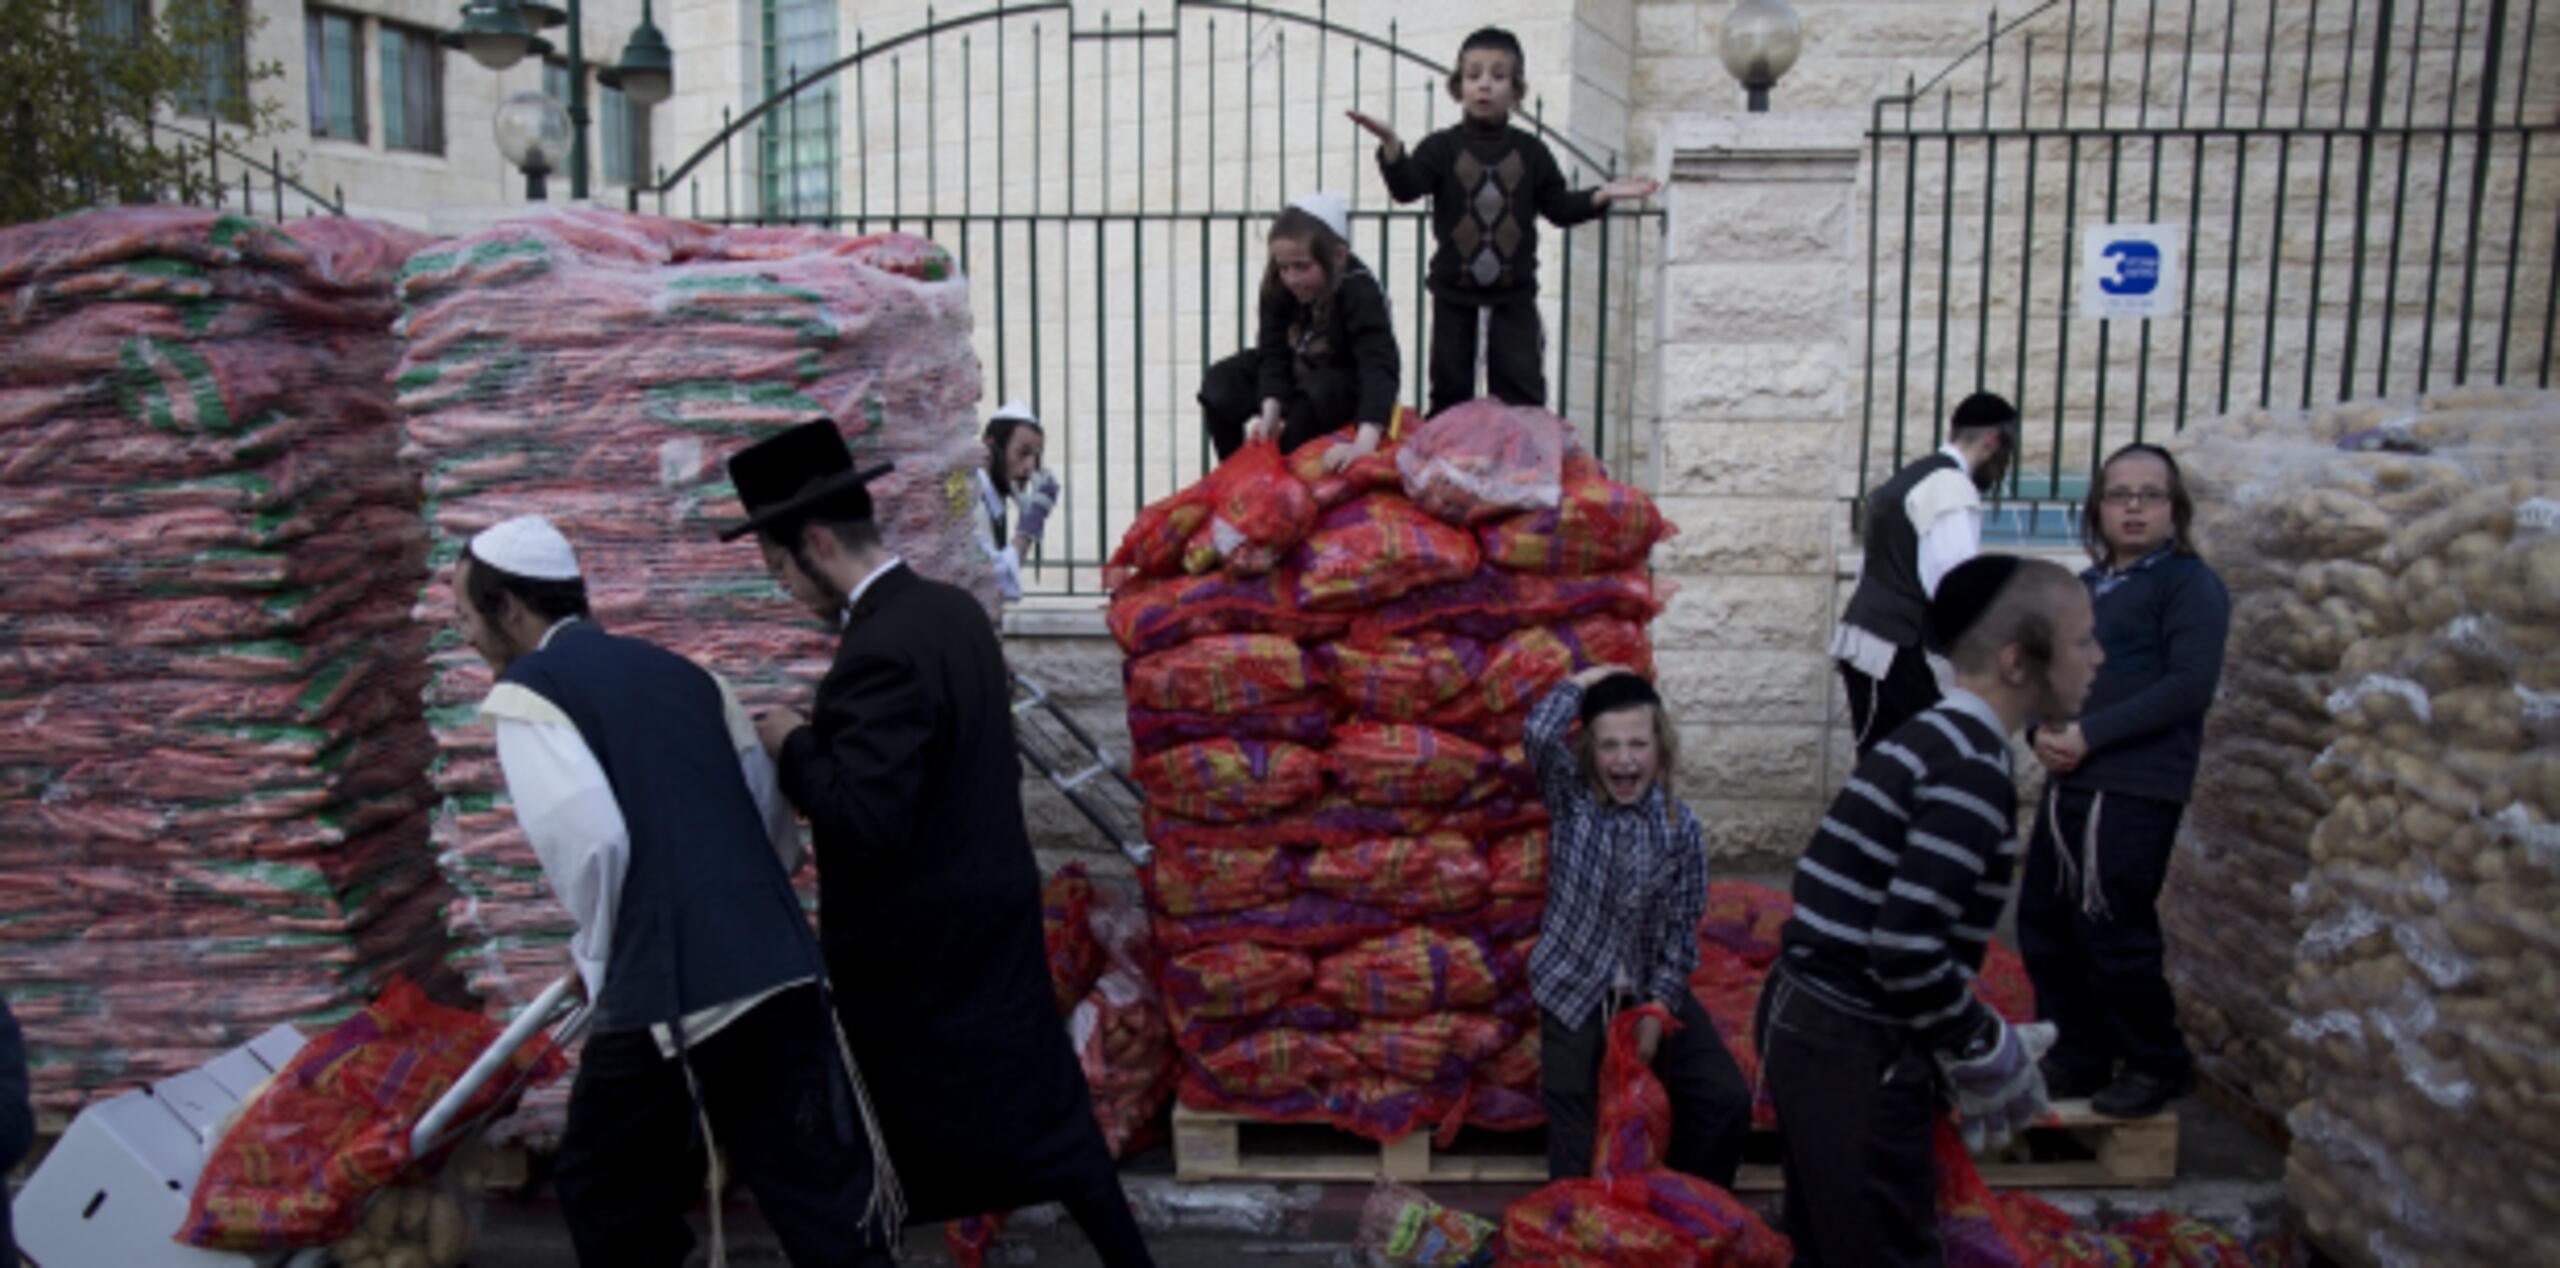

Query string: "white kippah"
[[1287, 191, 1351, 243], [991, 398, 1040, 428], [468, 515, 582, 581]]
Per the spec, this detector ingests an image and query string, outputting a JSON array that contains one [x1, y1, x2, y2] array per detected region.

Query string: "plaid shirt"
[[1524, 680, 1710, 1028]]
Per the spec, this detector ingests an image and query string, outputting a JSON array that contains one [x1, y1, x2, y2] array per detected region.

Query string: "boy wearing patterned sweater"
[[1757, 555, 2102, 1267]]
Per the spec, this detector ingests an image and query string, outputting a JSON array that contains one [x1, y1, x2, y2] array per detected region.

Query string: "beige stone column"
[[1649, 115, 1862, 869]]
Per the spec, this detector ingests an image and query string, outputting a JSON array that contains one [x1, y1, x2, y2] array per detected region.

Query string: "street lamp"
[[496, 90, 572, 200], [1718, 0, 1804, 114], [445, 0, 670, 197]]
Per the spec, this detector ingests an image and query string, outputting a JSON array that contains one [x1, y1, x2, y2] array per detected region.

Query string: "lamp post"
[[1718, 0, 1804, 114], [444, 0, 673, 199], [495, 90, 572, 199]]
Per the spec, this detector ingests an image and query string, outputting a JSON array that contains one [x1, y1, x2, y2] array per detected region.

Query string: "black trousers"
[[554, 984, 894, 1268], [1755, 968, 1942, 1268], [1427, 294, 1545, 417], [1539, 990, 1751, 1186], [2017, 783, 2193, 1084], [1199, 350, 1358, 460], [1839, 643, 1942, 756], [1019, 1144, 1156, 1268]]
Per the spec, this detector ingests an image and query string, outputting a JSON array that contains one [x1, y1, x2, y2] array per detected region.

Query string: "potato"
[[426, 1191, 466, 1268], [383, 1249, 431, 1268], [399, 1186, 429, 1237], [361, 1192, 400, 1242]]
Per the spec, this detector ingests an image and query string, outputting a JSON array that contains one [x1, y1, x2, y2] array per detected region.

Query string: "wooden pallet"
[[1173, 1099, 2177, 1189]]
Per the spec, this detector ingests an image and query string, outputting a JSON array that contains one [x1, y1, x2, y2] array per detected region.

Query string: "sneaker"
[[2039, 1056, 2111, 1102], [2090, 1067, 2195, 1119]]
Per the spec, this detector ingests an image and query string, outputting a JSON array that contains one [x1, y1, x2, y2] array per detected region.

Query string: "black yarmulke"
[[1929, 554, 2026, 652], [1461, 27, 1525, 76], [1578, 673, 1662, 725], [1951, 391, 2019, 431]]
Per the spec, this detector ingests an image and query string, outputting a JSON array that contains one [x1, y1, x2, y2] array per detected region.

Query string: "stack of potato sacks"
[[0, 207, 452, 1111], [392, 207, 998, 1139], [2169, 387, 2557, 1265], [1111, 400, 1672, 1141]]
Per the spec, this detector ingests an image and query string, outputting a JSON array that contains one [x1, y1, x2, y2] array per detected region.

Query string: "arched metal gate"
[[1861, 0, 2560, 533], [632, 1, 1662, 596]]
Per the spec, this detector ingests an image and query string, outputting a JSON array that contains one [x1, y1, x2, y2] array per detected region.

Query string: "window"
[[379, 22, 443, 153], [598, 81, 651, 186], [305, 8, 365, 142], [542, 57, 570, 107], [84, 0, 148, 46], [760, 0, 837, 219]]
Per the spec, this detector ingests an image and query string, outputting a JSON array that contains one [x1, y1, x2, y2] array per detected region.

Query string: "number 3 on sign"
[[2080, 224, 2183, 321]]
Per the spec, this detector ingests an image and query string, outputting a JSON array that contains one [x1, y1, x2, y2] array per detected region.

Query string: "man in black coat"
[[0, 994, 28, 1265], [722, 420, 1154, 1267]]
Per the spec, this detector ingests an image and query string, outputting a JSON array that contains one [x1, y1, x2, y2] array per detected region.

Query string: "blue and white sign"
[[2080, 223, 2184, 320]]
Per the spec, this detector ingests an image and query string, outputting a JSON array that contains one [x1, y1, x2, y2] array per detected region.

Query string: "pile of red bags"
[[1110, 399, 1675, 1143], [0, 207, 454, 1112], [392, 207, 997, 1139]]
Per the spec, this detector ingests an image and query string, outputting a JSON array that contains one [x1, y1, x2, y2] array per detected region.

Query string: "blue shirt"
[[2062, 550, 2232, 804]]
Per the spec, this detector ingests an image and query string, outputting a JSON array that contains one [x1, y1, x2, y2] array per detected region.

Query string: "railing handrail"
[[156, 120, 347, 217]]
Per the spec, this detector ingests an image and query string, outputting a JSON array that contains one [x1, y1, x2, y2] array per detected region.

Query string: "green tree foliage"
[[0, 0, 289, 224]]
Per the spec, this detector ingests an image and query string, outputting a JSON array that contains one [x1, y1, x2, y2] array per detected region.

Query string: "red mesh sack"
[[1974, 940, 2038, 1024], [1314, 926, 1503, 1017], [1133, 738, 1326, 822], [1156, 892, 1403, 953], [1042, 864, 1104, 1016], [1141, 845, 1295, 917], [1316, 632, 1486, 722], [1330, 723, 1496, 809], [1127, 697, 1334, 756], [1344, 1012, 1514, 1084], [1107, 569, 1351, 656], [1698, 881, 1794, 969], [1395, 397, 1569, 525], [1490, 829, 1548, 898], [1172, 995, 1358, 1051], [1289, 430, 1408, 509], [1146, 797, 1439, 853], [179, 977, 568, 1249], [1125, 633, 1319, 715], [1072, 890, 1180, 1159], [1480, 467, 1675, 575], [1482, 1028, 1541, 1089], [1160, 942, 1313, 1020], [1434, 796, 1551, 843], [1594, 1005, 1677, 1175], [1302, 832, 1492, 915], [1104, 490, 1211, 588], [1180, 441, 1317, 575], [1327, 1074, 1463, 1143], [1556, 613, 1657, 677], [1428, 627, 1575, 731], [1355, 568, 1663, 644], [1466, 1082, 1547, 1131], [1289, 492, 1484, 611], [1687, 944, 1770, 1125], [1187, 1027, 1362, 1098]]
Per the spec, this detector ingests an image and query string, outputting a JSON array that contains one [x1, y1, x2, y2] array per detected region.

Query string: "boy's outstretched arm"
[[1350, 111, 1432, 202]]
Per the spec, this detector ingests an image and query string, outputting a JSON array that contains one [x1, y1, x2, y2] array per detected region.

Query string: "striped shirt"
[[1525, 680, 1710, 1029], [1777, 687, 2019, 1053]]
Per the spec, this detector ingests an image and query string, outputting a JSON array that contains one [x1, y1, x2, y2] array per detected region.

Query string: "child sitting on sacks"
[[1524, 664, 1751, 1184]]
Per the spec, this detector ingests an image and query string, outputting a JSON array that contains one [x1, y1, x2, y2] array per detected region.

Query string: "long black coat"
[[774, 563, 1107, 1223]]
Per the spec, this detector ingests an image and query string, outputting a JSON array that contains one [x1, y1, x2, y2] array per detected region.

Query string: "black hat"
[[1578, 672, 1662, 726], [1950, 391, 2019, 433], [1461, 26, 1525, 76], [1928, 554, 2025, 652], [718, 418, 893, 543]]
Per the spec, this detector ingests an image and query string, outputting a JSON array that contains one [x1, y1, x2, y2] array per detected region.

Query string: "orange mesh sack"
[[1314, 926, 1503, 1018], [1124, 633, 1319, 715], [1141, 845, 1295, 917], [1106, 569, 1351, 656], [1302, 832, 1492, 915], [1429, 627, 1575, 731], [1178, 441, 1317, 575], [1355, 568, 1664, 644], [1289, 430, 1410, 509], [1394, 397, 1570, 525], [1105, 491, 1211, 588], [1490, 829, 1549, 898], [1480, 467, 1675, 575], [1133, 738, 1326, 822], [1343, 1012, 1514, 1084], [1316, 633, 1487, 722], [1188, 1027, 1363, 1098], [1289, 492, 1484, 611], [1160, 941, 1317, 1019], [1042, 864, 1104, 1016], [1482, 1028, 1541, 1089], [1330, 723, 1496, 808], [1557, 613, 1657, 677]]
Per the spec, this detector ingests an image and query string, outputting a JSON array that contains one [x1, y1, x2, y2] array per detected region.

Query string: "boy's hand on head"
[[1592, 177, 1662, 208], [1346, 110, 1404, 159]]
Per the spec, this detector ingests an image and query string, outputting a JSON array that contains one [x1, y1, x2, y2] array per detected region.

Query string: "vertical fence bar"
[[1032, 23, 1044, 422], [1894, 81, 1919, 470], [2132, 0, 2177, 442], [1415, 77, 1432, 406], [928, 10, 940, 239], [1097, 12, 1112, 574], [2094, 124, 2119, 471], [2493, 0, 2538, 380], [962, 34, 974, 280], [1594, 198, 1613, 459], [1931, 90, 1957, 442], [1205, 16, 1219, 478], [2174, 2, 2209, 432], [723, 106, 734, 218], [2015, 36, 2038, 455], [2054, 132, 2081, 495], [1317, 0, 1328, 182], [2303, 0, 2343, 408], [2257, 2, 2300, 409], [891, 58, 903, 231], [2453, 0, 2511, 383], [2343, 0, 2399, 399], [1974, 11, 2000, 393], [2418, 0, 2472, 391], [2380, 0, 2428, 394], [856, 33, 868, 224], [995, 17, 1008, 396], [1862, 101, 1889, 508], [2543, 189, 2560, 385]]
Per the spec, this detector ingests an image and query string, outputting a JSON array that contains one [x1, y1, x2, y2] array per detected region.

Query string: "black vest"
[[1840, 451, 1967, 651], [502, 622, 824, 1036]]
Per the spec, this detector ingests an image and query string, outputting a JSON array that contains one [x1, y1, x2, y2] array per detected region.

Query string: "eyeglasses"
[[2101, 489, 2172, 508]]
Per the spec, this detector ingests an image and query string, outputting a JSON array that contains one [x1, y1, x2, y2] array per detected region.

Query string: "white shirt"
[[971, 469, 1025, 601], [838, 554, 907, 630], [1833, 444, 1984, 679], [484, 618, 809, 1056]]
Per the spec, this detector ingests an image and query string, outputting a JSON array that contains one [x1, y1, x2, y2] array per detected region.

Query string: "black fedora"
[[717, 418, 894, 543]]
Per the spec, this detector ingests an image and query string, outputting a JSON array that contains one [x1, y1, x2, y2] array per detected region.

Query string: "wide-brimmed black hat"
[[717, 418, 893, 542]]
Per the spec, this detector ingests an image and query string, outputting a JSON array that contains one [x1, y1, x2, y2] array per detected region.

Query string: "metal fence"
[[154, 122, 346, 219], [636, 0, 1661, 596], [1862, 0, 2560, 538]]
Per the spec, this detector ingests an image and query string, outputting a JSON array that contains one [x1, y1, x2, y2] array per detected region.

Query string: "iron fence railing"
[[637, 1, 1661, 596], [1862, 0, 2559, 541]]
